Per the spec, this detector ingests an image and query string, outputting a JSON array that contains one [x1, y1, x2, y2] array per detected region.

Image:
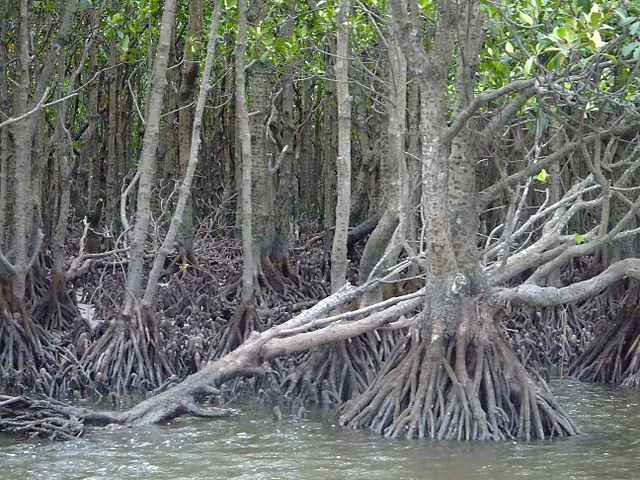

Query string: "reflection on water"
[[1, 380, 639, 480]]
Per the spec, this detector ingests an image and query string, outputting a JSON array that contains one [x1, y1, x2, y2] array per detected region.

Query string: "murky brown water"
[[1, 380, 639, 480]]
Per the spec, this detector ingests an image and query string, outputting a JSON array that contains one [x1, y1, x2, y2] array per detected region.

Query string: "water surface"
[[1, 380, 639, 479]]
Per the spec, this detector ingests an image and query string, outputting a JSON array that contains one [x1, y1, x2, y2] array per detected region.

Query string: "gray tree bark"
[[358, 14, 407, 283], [142, 0, 222, 308], [123, 0, 177, 315], [4, 0, 78, 299], [330, 0, 352, 292], [176, 0, 204, 258], [236, 0, 255, 302]]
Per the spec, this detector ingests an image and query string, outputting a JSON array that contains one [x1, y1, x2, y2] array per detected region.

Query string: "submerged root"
[[339, 297, 577, 440], [0, 394, 85, 440]]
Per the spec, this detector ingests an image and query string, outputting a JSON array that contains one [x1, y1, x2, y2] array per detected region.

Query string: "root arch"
[[339, 295, 577, 440]]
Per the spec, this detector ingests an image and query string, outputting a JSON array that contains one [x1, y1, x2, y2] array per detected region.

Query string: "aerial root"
[[339, 305, 578, 440], [571, 296, 640, 386], [281, 336, 380, 406], [211, 299, 263, 359], [80, 308, 176, 395], [32, 271, 84, 331]]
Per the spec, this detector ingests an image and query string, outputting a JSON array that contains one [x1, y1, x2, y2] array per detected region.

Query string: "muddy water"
[[1, 380, 639, 480]]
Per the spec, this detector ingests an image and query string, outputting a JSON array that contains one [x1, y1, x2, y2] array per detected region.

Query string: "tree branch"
[[262, 296, 423, 359], [444, 79, 536, 144], [494, 258, 640, 306], [480, 122, 640, 206]]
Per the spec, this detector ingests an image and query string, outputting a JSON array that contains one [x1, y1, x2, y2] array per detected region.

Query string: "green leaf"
[[622, 42, 638, 57], [556, 26, 569, 40], [519, 11, 534, 26], [591, 30, 604, 49], [574, 233, 586, 244], [505, 41, 514, 54], [524, 56, 535, 75], [121, 34, 130, 53], [546, 52, 566, 71], [534, 168, 549, 182]]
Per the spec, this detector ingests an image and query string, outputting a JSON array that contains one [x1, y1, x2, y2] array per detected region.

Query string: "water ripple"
[[1, 380, 640, 480]]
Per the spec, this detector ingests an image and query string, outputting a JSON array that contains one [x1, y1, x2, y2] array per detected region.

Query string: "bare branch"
[[278, 287, 426, 336], [495, 258, 640, 306], [480, 122, 640, 205], [444, 79, 536, 144], [262, 295, 423, 358]]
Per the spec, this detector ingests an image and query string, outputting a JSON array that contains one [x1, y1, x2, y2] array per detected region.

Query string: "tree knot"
[[450, 273, 467, 295]]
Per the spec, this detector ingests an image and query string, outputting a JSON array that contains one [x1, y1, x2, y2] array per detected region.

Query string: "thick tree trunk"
[[338, 0, 579, 441], [340, 282, 577, 440], [250, 65, 275, 269]]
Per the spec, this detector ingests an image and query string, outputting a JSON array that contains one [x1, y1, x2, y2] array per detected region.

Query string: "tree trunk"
[[236, 0, 255, 303], [142, 0, 222, 308], [249, 64, 275, 270], [339, 0, 578, 440], [330, 0, 352, 292], [123, 0, 177, 314], [105, 43, 119, 225], [176, 0, 203, 260], [358, 18, 407, 283], [9, 0, 36, 301], [0, 2, 9, 244], [270, 0, 297, 274]]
